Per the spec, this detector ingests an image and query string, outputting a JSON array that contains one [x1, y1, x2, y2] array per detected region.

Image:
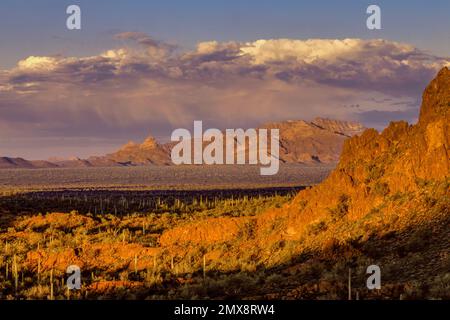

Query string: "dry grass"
[[0, 179, 448, 300]]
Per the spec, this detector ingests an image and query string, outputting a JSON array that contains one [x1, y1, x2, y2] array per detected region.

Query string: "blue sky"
[[0, 1, 449, 158], [0, 0, 449, 68]]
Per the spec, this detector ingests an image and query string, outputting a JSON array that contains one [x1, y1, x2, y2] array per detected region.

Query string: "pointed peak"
[[419, 67, 450, 125], [141, 136, 159, 149], [122, 141, 138, 149]]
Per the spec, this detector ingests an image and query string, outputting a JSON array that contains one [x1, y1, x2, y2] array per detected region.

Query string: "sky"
[[0, 0, 449, 159]]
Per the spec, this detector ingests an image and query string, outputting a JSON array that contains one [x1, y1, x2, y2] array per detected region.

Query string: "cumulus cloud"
[[237, 39, 449, 95], [6, 37, 448, 90], [17, 56, 59, 72], [0, 35, 448, 158]]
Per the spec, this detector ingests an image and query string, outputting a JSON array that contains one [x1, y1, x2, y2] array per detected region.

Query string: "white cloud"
[[240, 38, 366, 64], [0, 35, 448, 158], [17, 56, 59, 72]]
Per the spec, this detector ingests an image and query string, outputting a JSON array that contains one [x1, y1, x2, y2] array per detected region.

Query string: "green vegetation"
[[0, 188, 297, 217], [328, 194, 350, 220], [0, 179, 448, 300]]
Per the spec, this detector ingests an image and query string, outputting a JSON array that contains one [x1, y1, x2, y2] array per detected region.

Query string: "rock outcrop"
[[263, 118, 365, 163], [311, 117, 365, 137], [255, 67, 449, 245], [104, 135, 172, 166], [160, 67, 450, 260]]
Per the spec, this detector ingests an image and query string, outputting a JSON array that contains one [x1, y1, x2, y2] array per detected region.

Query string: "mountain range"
[[0, 117, 365, 169]]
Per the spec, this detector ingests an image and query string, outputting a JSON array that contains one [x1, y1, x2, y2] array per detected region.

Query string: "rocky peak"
[[122, 141, 138, 150], [312, 117, 366, 137], [141, 136, 159, 149], [106, 135, 171, 165], [419, 67, 450, 126], [330, 66, 450, 198]]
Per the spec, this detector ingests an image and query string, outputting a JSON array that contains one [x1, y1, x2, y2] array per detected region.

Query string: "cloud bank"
[[0, 34, 448, 158]]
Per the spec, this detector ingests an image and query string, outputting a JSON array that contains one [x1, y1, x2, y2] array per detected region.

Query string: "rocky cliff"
[[160, 68, 450, 284], [283, 66, 449, 231]]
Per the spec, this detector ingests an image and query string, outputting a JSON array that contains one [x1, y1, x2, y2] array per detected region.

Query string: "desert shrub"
[[401, 228, 433, 253], [307, 220, 327, 236], [265, 273, 284, 285], [298, 199, 308, 210], [403, 280, 427, 299], [237, 220, 257, 240], [373, 182, 390, 197], [428, 273, 450, 299], [329, 194, 350, 220], [364, 206, 381, 220], [365, 164, 385, 183], [415, 178, 430, 188], [423, 195, 437, 207], [198, 273, 259, 298], [389, 191, 407, 203], [322, 237, 341, 256], [270, 240, 285, 251]]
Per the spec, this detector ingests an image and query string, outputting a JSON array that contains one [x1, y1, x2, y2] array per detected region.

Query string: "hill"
[[0, 157, 58, 169], [101, 136, 172, 166], [158, 67, 450, 298]]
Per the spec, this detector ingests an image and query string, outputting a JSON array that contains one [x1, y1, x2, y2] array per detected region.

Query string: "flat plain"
[[0, 164, 334, 192]]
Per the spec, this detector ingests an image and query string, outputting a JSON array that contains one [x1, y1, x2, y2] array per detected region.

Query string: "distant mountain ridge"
[[0, 117, 365, 168], [311, 117, 365, 137], [263, 117, 365, 163], [0, 157, 58, 169]]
